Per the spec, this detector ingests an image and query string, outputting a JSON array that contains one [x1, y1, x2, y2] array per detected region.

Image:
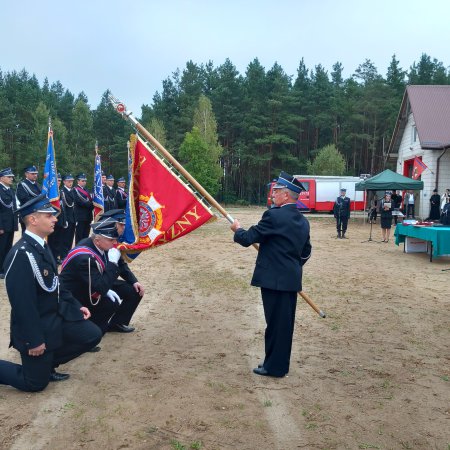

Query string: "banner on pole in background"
[[93, 151, 104, 221], [412, 157, 428, 180], [42, 125, 61, 212]]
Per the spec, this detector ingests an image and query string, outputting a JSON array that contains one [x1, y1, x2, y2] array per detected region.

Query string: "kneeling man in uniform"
[[59, 218, 144, 334], [0, 195, 102, 392]]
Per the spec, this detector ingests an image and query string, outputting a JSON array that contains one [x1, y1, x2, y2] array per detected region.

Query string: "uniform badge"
[[43, 269, 49, 276]]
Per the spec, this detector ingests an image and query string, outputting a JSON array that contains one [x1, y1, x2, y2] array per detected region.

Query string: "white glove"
[[107, 248, 121, 264], [106, 289, 122, 304]]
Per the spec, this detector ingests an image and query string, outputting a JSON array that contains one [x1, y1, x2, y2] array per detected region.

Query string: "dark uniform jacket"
[[234, 203, 311, 292], [61, 186, 76, 224], [115, 187, 128, 209], [4, 233, 84, 353], [59, 237, 138, 307], [16, 179, 41, 206], [103, 186, 117, 212], [55, 189, 67, 228], [333, 196, 351, 218], [74, 185, 93, 222], [0, 184, 18, 231]]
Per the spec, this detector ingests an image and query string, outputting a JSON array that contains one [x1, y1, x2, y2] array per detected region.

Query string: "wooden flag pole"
[[109, 95, 326, 318]]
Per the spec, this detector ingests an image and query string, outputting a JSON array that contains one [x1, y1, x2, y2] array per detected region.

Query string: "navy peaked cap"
[[63, 174, 74, 181], [117, 177, 126, 183], [76, 173, 87, 180], [91, 219, 120, 239], [0, 167, 15, 177], [16, 194, 58, 218], [106, 174, 114, 180], [99, 209, 126, 224], [24, 165, 38, 173], [273, 171, 305, 194]]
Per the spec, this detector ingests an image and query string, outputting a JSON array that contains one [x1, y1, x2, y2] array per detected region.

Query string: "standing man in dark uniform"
[[333, 188, 351, 239], [59, 174, 76, 259], [74, 173, 93, 244], [59, 219, 144, 334], [391, 190, 402, 225], [0, 194, 102, 392], [0, 168, 18, 278], [16, 165, 41, 234], [115, 177, 128, 209], [103, 175, 117, 212], [230, 172, 311, 378], [47, 173, 65, 264]]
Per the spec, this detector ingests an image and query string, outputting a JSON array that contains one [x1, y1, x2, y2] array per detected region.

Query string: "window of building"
[[412, 125, 418, 143]]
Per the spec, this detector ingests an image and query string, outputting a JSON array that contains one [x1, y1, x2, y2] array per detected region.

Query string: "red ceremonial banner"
[[118, 134, 215, 255], [412, 157, 428, 180]]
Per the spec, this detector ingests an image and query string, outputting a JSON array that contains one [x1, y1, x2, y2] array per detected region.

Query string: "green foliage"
[[179, 127, 222, 196], [307, 144, 346, 175], [0, 52, 449, 200]]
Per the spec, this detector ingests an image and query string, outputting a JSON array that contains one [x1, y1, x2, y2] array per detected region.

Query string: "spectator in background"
[[380, 192, 393, 242], [368, 193, 378, 223], [404, 190, 416, 219], [391, 190, 402, 225], [441, 188, 450, 211], [426, 189, 441, 221], [333, 188, 351, 239]]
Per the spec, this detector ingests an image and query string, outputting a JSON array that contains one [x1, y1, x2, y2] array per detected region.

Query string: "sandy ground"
[[0, 207, 449, 450]]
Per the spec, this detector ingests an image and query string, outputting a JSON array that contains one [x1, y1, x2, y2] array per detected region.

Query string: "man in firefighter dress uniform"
[[0, 194, 101, 392], [59, 219, 144, 334]]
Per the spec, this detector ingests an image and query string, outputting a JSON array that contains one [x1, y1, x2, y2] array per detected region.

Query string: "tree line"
[[1, 53, 449, 204]]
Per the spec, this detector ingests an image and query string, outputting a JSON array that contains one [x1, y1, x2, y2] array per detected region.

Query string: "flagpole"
[[108, 95, 326, 318]]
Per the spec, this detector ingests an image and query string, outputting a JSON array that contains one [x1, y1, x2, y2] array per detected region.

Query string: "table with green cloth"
[[394, 224, 450, 261]]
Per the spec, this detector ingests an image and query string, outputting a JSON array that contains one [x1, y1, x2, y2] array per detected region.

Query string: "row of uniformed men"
[[0, 194, 144, 391], [0, 165, 128, 275]]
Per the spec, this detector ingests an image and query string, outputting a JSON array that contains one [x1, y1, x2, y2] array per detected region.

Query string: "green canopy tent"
[[356, 169, 424, 224], [355, 169, 424, 191]]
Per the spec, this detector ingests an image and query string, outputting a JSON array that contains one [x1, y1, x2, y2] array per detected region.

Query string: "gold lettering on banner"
[[160, 206, 203, 242]]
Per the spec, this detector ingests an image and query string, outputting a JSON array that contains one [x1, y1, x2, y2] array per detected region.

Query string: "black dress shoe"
[[253, 367, 285, 378], [49, 371, 70, 382], [258, 362, 264, 368], [0, 273, 5, 279], [88, 345, 101, 352], [108, 324, 135, 333]]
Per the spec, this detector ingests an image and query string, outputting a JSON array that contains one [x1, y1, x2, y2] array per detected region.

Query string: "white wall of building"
[[396, 112, 449, 218]]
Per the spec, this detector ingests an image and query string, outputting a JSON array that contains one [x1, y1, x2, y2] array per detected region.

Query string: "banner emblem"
[[139, 194, 163, 243]]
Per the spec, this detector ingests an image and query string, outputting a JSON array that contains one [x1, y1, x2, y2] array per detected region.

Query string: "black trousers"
[[0, 319, 101, 392], [59, 223, 76, 259], [75, 221, 91, 244], [89, 280, 142, 334], [407, 204, 415, 218], [0, 231, 14, 273], [336, 216, 349, 233], [261, 288, 297, 377]]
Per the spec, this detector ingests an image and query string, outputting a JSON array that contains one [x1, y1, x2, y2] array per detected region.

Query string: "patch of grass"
[[171, 440, 186, 450], [62, 402, 75, 411], [190, 442, 202, 449], [441, 375, 449, 381], [331, 323, 339, 331], [305, 422, 318, 430], [263, 399, 272, 407]]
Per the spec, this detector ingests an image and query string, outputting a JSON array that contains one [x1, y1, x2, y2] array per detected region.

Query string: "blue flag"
[[93, 150, 104, 221], [42, 125, 61, 211]]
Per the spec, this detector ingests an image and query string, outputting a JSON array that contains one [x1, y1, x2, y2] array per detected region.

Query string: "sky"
[[1, 0, 449, 115]]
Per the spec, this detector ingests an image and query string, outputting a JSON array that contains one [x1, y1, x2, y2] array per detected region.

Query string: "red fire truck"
[[267, 175, 366, 212]]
